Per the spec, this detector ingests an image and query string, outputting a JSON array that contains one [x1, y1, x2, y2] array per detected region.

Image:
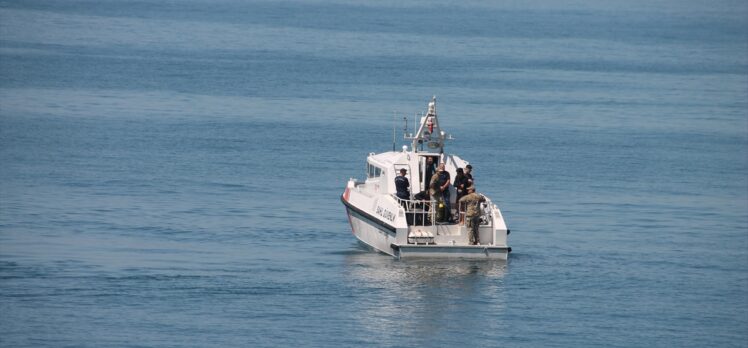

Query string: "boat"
[[340, 97, 511, 259]]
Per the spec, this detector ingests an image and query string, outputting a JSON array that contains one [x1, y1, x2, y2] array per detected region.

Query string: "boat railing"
[[392, 195, 437, 226], [392, 194, 493, 227]]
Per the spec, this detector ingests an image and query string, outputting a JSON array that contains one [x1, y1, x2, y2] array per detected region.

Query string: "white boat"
[[341, 97, 511, 259]]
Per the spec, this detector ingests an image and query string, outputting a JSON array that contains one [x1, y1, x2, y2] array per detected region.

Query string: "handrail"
[[392, 194, 493, 227], [392, 195, 436, 226], [392, 194, 434, 212]]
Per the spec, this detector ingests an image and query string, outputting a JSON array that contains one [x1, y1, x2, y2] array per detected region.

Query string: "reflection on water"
[[342, 250, 507, 344], [344, 251, 508, 284]]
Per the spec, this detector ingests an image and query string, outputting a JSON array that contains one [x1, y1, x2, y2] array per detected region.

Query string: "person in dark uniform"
[[395, 168, 412, 224], [395, 168, 410, 200], [412, 189, 431, 225], [430, 163, 452, 222], [465, 164, 474, 187], [454, 167, 469, 205], [423, 156, 436, 192]]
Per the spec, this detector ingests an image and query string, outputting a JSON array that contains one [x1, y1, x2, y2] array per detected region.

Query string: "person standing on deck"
[[454, 167, 469, 205], [395, 168, 410, 200], [430, 163, 452, 222], [459, 186, 485, 245], [427, 181, 441, 224], [465, 164, 474, 188], [423, 156, 436, 191]]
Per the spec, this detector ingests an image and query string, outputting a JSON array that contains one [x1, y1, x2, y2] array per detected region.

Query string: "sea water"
[[1, 1, 747, 347]]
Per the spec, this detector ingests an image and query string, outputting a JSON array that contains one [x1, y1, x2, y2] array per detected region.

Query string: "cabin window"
[[367, 163, 383, 178]]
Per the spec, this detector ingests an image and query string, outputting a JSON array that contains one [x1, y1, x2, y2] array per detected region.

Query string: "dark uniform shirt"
[[424, 162, 436, 190], [433, 170, 450, 193], [395, 175, 410, 199], [454, 174, 469, 192], [454, 174, 470, 207]]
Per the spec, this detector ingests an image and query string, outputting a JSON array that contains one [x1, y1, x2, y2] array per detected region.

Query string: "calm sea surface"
[[1, 1, 747, 347]]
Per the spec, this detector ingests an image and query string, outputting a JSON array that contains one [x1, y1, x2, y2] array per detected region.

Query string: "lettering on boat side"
[[375, 206, 396, 222]]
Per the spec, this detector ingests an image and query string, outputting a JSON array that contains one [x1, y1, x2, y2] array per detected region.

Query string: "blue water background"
[[1, 1, 747, 347]]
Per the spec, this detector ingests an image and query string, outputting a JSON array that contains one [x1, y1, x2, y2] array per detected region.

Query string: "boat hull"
[[343, 201, 398, 257], [343, 195, 509, 259]]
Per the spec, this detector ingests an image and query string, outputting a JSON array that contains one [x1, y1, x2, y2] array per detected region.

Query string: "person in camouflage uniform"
[[458, 186, 485, 245], [428, 181, 444, 223]]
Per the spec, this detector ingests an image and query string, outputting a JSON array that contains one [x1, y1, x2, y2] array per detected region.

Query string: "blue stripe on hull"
[[341, 195, 397, 236]]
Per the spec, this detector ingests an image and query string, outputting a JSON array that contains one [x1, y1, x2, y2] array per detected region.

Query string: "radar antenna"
[[403, 96, 453, 153]]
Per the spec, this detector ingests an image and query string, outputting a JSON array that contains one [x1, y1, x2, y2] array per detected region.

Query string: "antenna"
[[403, 115, 408, 138], [392, 111, 396, 152], [414, 112, 420, 152], [414, 112, 417, 138]]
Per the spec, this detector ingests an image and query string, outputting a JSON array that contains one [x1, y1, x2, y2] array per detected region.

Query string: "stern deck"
[[391, 243, 510, 259]]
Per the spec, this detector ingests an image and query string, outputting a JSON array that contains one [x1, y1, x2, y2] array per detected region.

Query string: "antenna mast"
[[392, 111, 396, 151], [403, 96, 452, 153]]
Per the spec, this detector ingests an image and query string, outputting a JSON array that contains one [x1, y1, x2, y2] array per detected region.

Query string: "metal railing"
[[393, 194, 494, 227], [392, 195, 437, 226]]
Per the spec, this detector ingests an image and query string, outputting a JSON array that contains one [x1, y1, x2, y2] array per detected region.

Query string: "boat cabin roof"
[[366, 149, 469, 194]]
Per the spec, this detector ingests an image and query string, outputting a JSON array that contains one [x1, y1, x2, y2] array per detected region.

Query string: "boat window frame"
[[419, 154, 440, 192], [366, 162, 384, 179]]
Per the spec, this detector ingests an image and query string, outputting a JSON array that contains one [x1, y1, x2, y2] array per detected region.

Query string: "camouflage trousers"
[[467, 215, 481, 245]]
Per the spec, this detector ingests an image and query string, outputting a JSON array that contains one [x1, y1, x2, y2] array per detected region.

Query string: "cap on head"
[[466, 164, 473, 170]]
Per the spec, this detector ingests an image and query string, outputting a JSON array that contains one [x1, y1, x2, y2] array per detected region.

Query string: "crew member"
[[395, 168, 410, 200], [424, 157, 436, 191], [454, 167, 469, 204], [465, 164, 474, 187], [430, 163, 452, 222], [459, 186, 485, 245]]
